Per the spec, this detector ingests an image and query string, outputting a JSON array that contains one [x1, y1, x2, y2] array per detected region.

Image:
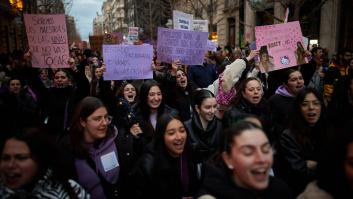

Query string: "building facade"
[[0, 0, 31, 54], [102, 0, 127, 34], [93, 14, 104, 35]]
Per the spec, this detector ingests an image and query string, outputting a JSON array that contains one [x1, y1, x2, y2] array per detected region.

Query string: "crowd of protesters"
[[0, 42, 353, 199]]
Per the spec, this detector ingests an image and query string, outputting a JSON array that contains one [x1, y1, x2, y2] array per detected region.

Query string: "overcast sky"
[[70, 0, 103, 41]]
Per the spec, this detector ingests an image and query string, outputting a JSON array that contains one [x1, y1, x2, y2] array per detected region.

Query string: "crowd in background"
[[0, 43, 353, 199]]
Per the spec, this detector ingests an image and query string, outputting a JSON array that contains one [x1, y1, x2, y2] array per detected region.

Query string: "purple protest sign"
[[103, 44, 154, 80], [24, 14, 69, 68], [255, 21, 307, 73], [157, 27, 208, 65]]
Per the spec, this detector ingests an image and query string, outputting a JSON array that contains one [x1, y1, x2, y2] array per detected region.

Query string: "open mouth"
[[173, 142, 185, 150], [307, 112, 318, 120], [252, 96, 260, 101], [250, 168, 268, 181], [127, 94, 134, 100], [4, 173, 21, 184]]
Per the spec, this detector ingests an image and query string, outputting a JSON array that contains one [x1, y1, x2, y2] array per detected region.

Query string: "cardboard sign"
[[103, 44, 154, 80], [89, 35, 104, 53], [157, 27, 208, 65], [104, 33, 123, 44], [255, 21, 307, 73], [24, 14, 70, 68], [173, 10, 193, 30]]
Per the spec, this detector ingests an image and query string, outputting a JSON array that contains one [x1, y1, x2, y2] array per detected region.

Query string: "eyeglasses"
[[89, 115, 113, 124]]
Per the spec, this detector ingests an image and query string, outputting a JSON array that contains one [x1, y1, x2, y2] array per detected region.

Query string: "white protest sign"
[[193, 20, 208, 32], [207, 40, 217, 52], [173, 10, 193, 30]]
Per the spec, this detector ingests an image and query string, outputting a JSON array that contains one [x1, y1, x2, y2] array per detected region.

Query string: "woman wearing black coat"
[[223, 77, 269, 133], [184, 89, 223, 174], [274, 88, 330, 196], [156, 62, 198, 122], [132, 114, 199, 199], [197, 121, 293, 199]]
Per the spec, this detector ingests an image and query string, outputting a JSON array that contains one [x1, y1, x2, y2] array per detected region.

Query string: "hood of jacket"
[[275, 85, 294, 98]]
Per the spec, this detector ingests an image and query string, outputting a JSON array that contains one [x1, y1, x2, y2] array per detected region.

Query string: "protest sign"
[[255, 21, 306, 73], [103, 44, 154, 80], [193, 20, 208, 32], [24, 14, 70, 68], [103, 33, 123, 44], [89, 35, 104, 53], [128, 27, 139, 43], [157, 27, 208, 65], [207, 40, 217, 52], [173, 10, 193, 30]]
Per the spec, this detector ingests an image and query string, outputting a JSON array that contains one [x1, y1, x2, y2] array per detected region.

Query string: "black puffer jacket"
[[184, 113, 223, 165]]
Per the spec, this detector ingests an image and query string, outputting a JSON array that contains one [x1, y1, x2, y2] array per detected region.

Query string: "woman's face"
[[80, 107, 111, 143], [176, 70, 188, 89], [261, 53, 268, 62], [123, 84, 136, 103], [344, 142, 353, 189], [54, 71, 70, 88], [39, 69, 48, 81], [242, 80, 262, 105], [196, 97, 217, 122], [147, 86, 162, 110], [300, 93, 322, 126], [95, 67, 103, 79], [0, 139, 39, 189], [349, 60, 353, 69], [285, 71, 304, 95], [164, 119, 187, 158], [9, 79, 21, 94], [85, 65, 92, 78], [223, 129, 273, 190]]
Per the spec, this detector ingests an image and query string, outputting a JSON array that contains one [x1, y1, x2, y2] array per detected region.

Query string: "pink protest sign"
[[24, 14, 70, 68], [255, 21, 307, 73]]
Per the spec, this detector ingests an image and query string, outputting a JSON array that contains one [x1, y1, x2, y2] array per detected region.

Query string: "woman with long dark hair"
[[132, 114, 199, 199], [0, 128, 89, 198], [274, 88, 330, 196], [132, 80, 178, 143], [184, 89, 223, 174]]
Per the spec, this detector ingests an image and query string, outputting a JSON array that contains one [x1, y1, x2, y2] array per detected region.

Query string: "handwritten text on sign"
[[24, 14, 69, 68], [157, 27, 208, 65], [103, 44, 154, 80], [255, 21, 306, 72]]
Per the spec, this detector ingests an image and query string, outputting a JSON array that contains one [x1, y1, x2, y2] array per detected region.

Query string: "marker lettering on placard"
[[268, 41, 281, 48]]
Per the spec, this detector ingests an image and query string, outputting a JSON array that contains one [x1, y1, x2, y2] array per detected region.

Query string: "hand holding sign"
[[246, 50, 260, 62]]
